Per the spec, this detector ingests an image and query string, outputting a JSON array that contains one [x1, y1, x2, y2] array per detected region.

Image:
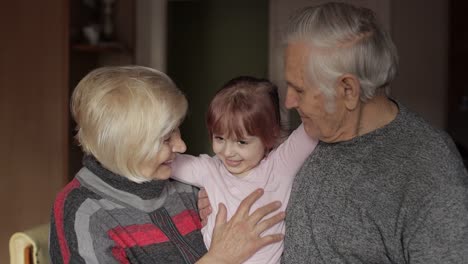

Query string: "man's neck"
[[357, 95, 399, 137]]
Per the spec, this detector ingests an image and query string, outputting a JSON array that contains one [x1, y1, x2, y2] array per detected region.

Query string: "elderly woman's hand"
[[197, 189, 285, 264]]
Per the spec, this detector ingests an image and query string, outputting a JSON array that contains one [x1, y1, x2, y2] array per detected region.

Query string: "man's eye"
[[288, 85, 303, 94]]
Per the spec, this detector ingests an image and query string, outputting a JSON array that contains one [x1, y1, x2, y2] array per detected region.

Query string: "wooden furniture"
[[0, 1, 134, 262], [9, 224, 50, 264]]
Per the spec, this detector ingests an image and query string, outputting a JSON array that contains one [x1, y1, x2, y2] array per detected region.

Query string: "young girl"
[[171, 76, 317, 264]]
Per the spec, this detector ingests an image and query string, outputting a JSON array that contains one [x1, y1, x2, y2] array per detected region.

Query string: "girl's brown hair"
[[206, 76, 281, 152]]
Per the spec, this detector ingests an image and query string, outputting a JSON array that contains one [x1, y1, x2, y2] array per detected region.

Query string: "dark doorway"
[[449, 0, 468, 166]]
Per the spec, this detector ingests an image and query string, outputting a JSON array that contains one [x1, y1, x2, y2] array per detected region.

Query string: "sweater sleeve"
[[49, 181, 120, 263], [49, 179, 87, 264], [50, 210, 83, 264], [403, 128, 468, 263], [405, 169, 468, 263], [49, 179, 126, 264], [269, 123, 318, 178]]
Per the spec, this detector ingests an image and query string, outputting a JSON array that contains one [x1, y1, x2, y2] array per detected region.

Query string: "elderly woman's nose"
[[171, 135, 187, 153]]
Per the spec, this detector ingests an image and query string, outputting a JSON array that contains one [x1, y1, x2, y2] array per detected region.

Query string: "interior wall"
[[0, 1, 68, 262], [68, 0, 136, 178], [135, 0, 167, 71], [390, 0, 448, 129], [167, 0, 269, 155]]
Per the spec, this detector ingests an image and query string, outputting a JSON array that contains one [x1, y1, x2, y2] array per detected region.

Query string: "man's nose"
[[285, 88, 298, 109]]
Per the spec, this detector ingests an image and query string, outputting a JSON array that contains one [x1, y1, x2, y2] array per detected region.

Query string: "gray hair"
[[285, 2, 398, 103]]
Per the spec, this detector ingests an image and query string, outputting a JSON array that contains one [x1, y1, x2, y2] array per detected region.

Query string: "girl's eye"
[[214, 136, 224, 141], [238, 140, 248, 145]]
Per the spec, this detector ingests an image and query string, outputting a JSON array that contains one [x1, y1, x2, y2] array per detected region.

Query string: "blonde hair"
[[71, 66, 188, 182]]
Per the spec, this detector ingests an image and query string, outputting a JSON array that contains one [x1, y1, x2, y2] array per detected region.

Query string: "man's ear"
[[338, 74, 361, 110]]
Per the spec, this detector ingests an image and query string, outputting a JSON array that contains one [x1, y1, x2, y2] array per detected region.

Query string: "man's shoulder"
[[390, 106, 467, 188], [396, 106, 458, 156]]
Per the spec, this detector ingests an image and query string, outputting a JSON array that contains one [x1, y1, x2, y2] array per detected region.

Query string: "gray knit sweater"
[[50, 156, 207, 263], [282, 104, 468, 263]]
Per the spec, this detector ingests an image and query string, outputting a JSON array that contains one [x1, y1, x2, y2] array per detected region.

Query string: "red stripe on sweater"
[[108, 209, 202, 248], [174, 209, 202, 234], [109, 224, 169, 248], [53, 179, 81, 264], [112, 247, 131, 264]]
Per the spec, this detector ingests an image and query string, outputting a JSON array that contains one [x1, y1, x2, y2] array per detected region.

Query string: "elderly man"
[[199, 2, 468, 263], [281, 2, 468, 263]]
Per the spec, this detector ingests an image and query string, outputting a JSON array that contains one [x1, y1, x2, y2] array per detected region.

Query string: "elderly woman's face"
[[140, 128, 186, 180]]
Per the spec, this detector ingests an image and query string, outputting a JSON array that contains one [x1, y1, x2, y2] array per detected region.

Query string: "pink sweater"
[[171, 124, 317, 264]]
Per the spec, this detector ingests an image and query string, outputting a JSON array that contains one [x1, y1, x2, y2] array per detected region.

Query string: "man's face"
[[284, 41, 347, 142]]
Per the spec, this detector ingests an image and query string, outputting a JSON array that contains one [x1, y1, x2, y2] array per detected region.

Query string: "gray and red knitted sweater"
[[49, 156, 207, 263]]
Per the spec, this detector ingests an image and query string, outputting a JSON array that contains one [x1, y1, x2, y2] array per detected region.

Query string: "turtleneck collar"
[[82, 155, 167, 199]]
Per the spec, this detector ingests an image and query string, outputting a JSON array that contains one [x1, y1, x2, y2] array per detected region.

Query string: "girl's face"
[[140, 128, 186, 180], [212, 131, 266, 177]]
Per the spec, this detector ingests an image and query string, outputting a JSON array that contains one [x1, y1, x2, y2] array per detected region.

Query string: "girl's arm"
[[271, 123, 318, 174], [171, 154, 208, 188]]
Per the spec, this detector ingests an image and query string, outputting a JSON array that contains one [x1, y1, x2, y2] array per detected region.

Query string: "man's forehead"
[[285, 41, 310, 57], [285, 42, 311, 71], [285, 42, 309, 82]]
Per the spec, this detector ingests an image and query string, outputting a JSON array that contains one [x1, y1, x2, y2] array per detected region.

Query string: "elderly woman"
[[49, 66, 284, 263]]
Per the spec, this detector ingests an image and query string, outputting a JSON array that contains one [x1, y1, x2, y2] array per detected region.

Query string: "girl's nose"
[[222, 142, 235, 157]]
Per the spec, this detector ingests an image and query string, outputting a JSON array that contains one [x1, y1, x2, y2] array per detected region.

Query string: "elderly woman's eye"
[[162, 135, 171, 144]]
